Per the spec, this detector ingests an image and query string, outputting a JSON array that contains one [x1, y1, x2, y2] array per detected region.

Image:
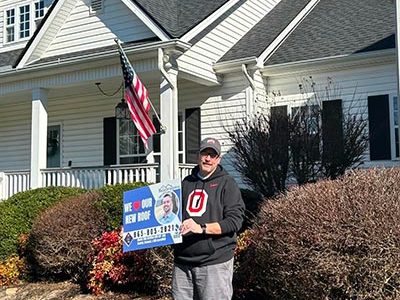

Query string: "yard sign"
[[122, 179, 182, 252]]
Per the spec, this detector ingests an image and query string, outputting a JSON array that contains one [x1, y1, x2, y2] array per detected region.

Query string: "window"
[[47, 125, 61, 168], [34, 0, 44, 18], [152, 114, 184, 163], [34, 0, 44, 26], [5, 9, 15, 42], [19, 5, 30, 39], [118, 119, 147, 164], [291, 104, 321, 160]]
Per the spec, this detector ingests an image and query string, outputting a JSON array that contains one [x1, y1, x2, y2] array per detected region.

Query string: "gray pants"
[[172, 258, 234, 300]]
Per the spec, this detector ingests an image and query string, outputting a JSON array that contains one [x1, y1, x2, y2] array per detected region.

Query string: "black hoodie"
[[173, 165, 245, 266]]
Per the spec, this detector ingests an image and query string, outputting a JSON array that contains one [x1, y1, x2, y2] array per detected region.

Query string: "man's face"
[[163, 196, 173, 213], [198, 148, 221, 177]]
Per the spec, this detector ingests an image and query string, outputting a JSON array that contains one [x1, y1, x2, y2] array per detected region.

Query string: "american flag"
[[118, 46, 156, 148]]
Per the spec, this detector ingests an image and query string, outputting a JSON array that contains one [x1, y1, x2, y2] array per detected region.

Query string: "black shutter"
[[270, 106, 289, 186], [185, 108, 201, 163], [368, 95, 391, 160], [322, 99, 343, 164], [103, 117, 117, 165], [270, 106, 288, 145]]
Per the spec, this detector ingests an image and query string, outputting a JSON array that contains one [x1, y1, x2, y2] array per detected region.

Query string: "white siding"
[[267, 62, 400, 168], [43, 0, 155, 58], [179, 72, 249, 184], [178, 0, 281, 83], [0, 101, 31, 171]]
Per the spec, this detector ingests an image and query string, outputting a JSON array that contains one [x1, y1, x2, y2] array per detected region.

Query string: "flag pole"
[[114, 38, 166, 134]]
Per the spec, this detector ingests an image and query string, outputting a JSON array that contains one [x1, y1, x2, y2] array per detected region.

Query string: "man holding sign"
[[172, 137, 245, 300]]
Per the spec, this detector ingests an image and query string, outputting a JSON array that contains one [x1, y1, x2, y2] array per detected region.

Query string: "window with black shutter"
[[368, 95, 391, 160], [185, 108, 201, 164]]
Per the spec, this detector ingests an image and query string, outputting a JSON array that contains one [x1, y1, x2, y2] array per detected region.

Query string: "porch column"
[[160, 69, 179, 181], [30, 88, 48, 188]]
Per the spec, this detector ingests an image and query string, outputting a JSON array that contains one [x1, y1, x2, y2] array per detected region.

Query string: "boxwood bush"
[[0, 186, 86, 259], [234, 168, 400, 299], [96, 182, 149, 230], [26, 191, 106, 282]]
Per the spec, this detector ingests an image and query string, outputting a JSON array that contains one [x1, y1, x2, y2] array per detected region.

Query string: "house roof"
[[218, 0, 311, 63], [265, 0, 395, 66], [0, 49, 24, 69], [132, 0, 230, 38]]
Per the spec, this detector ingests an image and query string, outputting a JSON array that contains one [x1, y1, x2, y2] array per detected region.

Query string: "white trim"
[[119, 0, 170, 41], [16, 0, 66, 69], [257, 0, 321, 68], [261, 49, 396, 77], [181, 0, 241, 43]]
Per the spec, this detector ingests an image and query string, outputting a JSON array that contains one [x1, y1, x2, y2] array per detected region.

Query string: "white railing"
[[0, 163, 196, 200], [179, 163, 196, 179], [41, 164, 159, 189], [0, 170, 31, 200]]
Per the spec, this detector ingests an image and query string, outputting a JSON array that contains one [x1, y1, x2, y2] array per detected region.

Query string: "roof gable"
[[219, 0, 311, 63], [133, 0, 229, 37], [16, 0, 165, 68], [266, 0, 395, 65]]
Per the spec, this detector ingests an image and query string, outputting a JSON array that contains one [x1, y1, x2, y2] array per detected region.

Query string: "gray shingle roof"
[[266, 0, 395, 65], [133, 0, 229, 38], [218, 0, 310, 63], [0, 49, 24, 68]]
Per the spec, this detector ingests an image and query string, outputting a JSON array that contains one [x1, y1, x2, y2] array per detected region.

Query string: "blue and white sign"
[[122, 179, 182, 252]]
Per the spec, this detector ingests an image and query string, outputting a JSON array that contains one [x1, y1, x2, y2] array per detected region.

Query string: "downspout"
[[242, 64, 256, 118]]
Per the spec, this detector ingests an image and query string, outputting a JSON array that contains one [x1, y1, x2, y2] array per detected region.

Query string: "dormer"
[[3, 0, 53, 45]]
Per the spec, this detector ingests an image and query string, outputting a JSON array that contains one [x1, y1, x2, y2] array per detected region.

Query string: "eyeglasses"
[[200, 151, 219, 159]]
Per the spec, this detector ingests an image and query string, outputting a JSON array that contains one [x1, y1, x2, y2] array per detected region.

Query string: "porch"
[[0, 163, 195, 200]]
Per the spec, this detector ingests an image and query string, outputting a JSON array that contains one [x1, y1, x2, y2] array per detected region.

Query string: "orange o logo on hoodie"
[[187, 189, 208, 217]]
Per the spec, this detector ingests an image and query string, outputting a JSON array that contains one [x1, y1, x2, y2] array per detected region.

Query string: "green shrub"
[[0, 186, 86, 259], [26, 191, 106, 282], [96, 183, 149, 230], [234, 168, 400, 299]]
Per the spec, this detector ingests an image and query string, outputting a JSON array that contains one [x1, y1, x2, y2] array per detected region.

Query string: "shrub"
[[96, 183, 149, 230], [0, 186, 86, 259], [0, 255, 26, 286], [26, 191, 106, 282], [235, 168, 400, 299], [88, 228, 173, 297]]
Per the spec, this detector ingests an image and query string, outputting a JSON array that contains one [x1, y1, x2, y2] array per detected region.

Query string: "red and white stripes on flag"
[[118, 46, 156, 149]]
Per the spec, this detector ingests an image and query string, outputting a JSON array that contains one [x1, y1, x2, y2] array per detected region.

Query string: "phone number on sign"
[[127, 224, 178, 239]]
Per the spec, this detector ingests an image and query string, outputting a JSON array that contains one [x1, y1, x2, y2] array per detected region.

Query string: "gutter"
[[261, 49, 396, 77], [1, 39, 190, 80]]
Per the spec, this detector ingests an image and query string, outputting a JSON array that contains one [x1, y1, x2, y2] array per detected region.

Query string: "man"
[[172, 137, 245, 300], [159, 193, 178, 224]]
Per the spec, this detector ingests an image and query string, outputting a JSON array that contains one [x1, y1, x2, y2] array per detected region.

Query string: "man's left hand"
[[180, 218, 202, 235]]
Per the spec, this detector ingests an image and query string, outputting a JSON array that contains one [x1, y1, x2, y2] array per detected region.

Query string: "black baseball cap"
[[199, 137, 221, 156]]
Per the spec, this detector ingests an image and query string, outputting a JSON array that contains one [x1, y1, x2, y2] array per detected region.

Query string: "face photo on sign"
[[155, 191, 179, 225]]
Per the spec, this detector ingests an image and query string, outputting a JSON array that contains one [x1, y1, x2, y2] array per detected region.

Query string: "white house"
[[0, 0, 398, 199]]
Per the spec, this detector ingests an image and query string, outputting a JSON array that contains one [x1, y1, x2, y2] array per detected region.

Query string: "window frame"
[[18, 4, 31, 40], [116, 118, 150, 165], [5, 8, 16, 43]]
